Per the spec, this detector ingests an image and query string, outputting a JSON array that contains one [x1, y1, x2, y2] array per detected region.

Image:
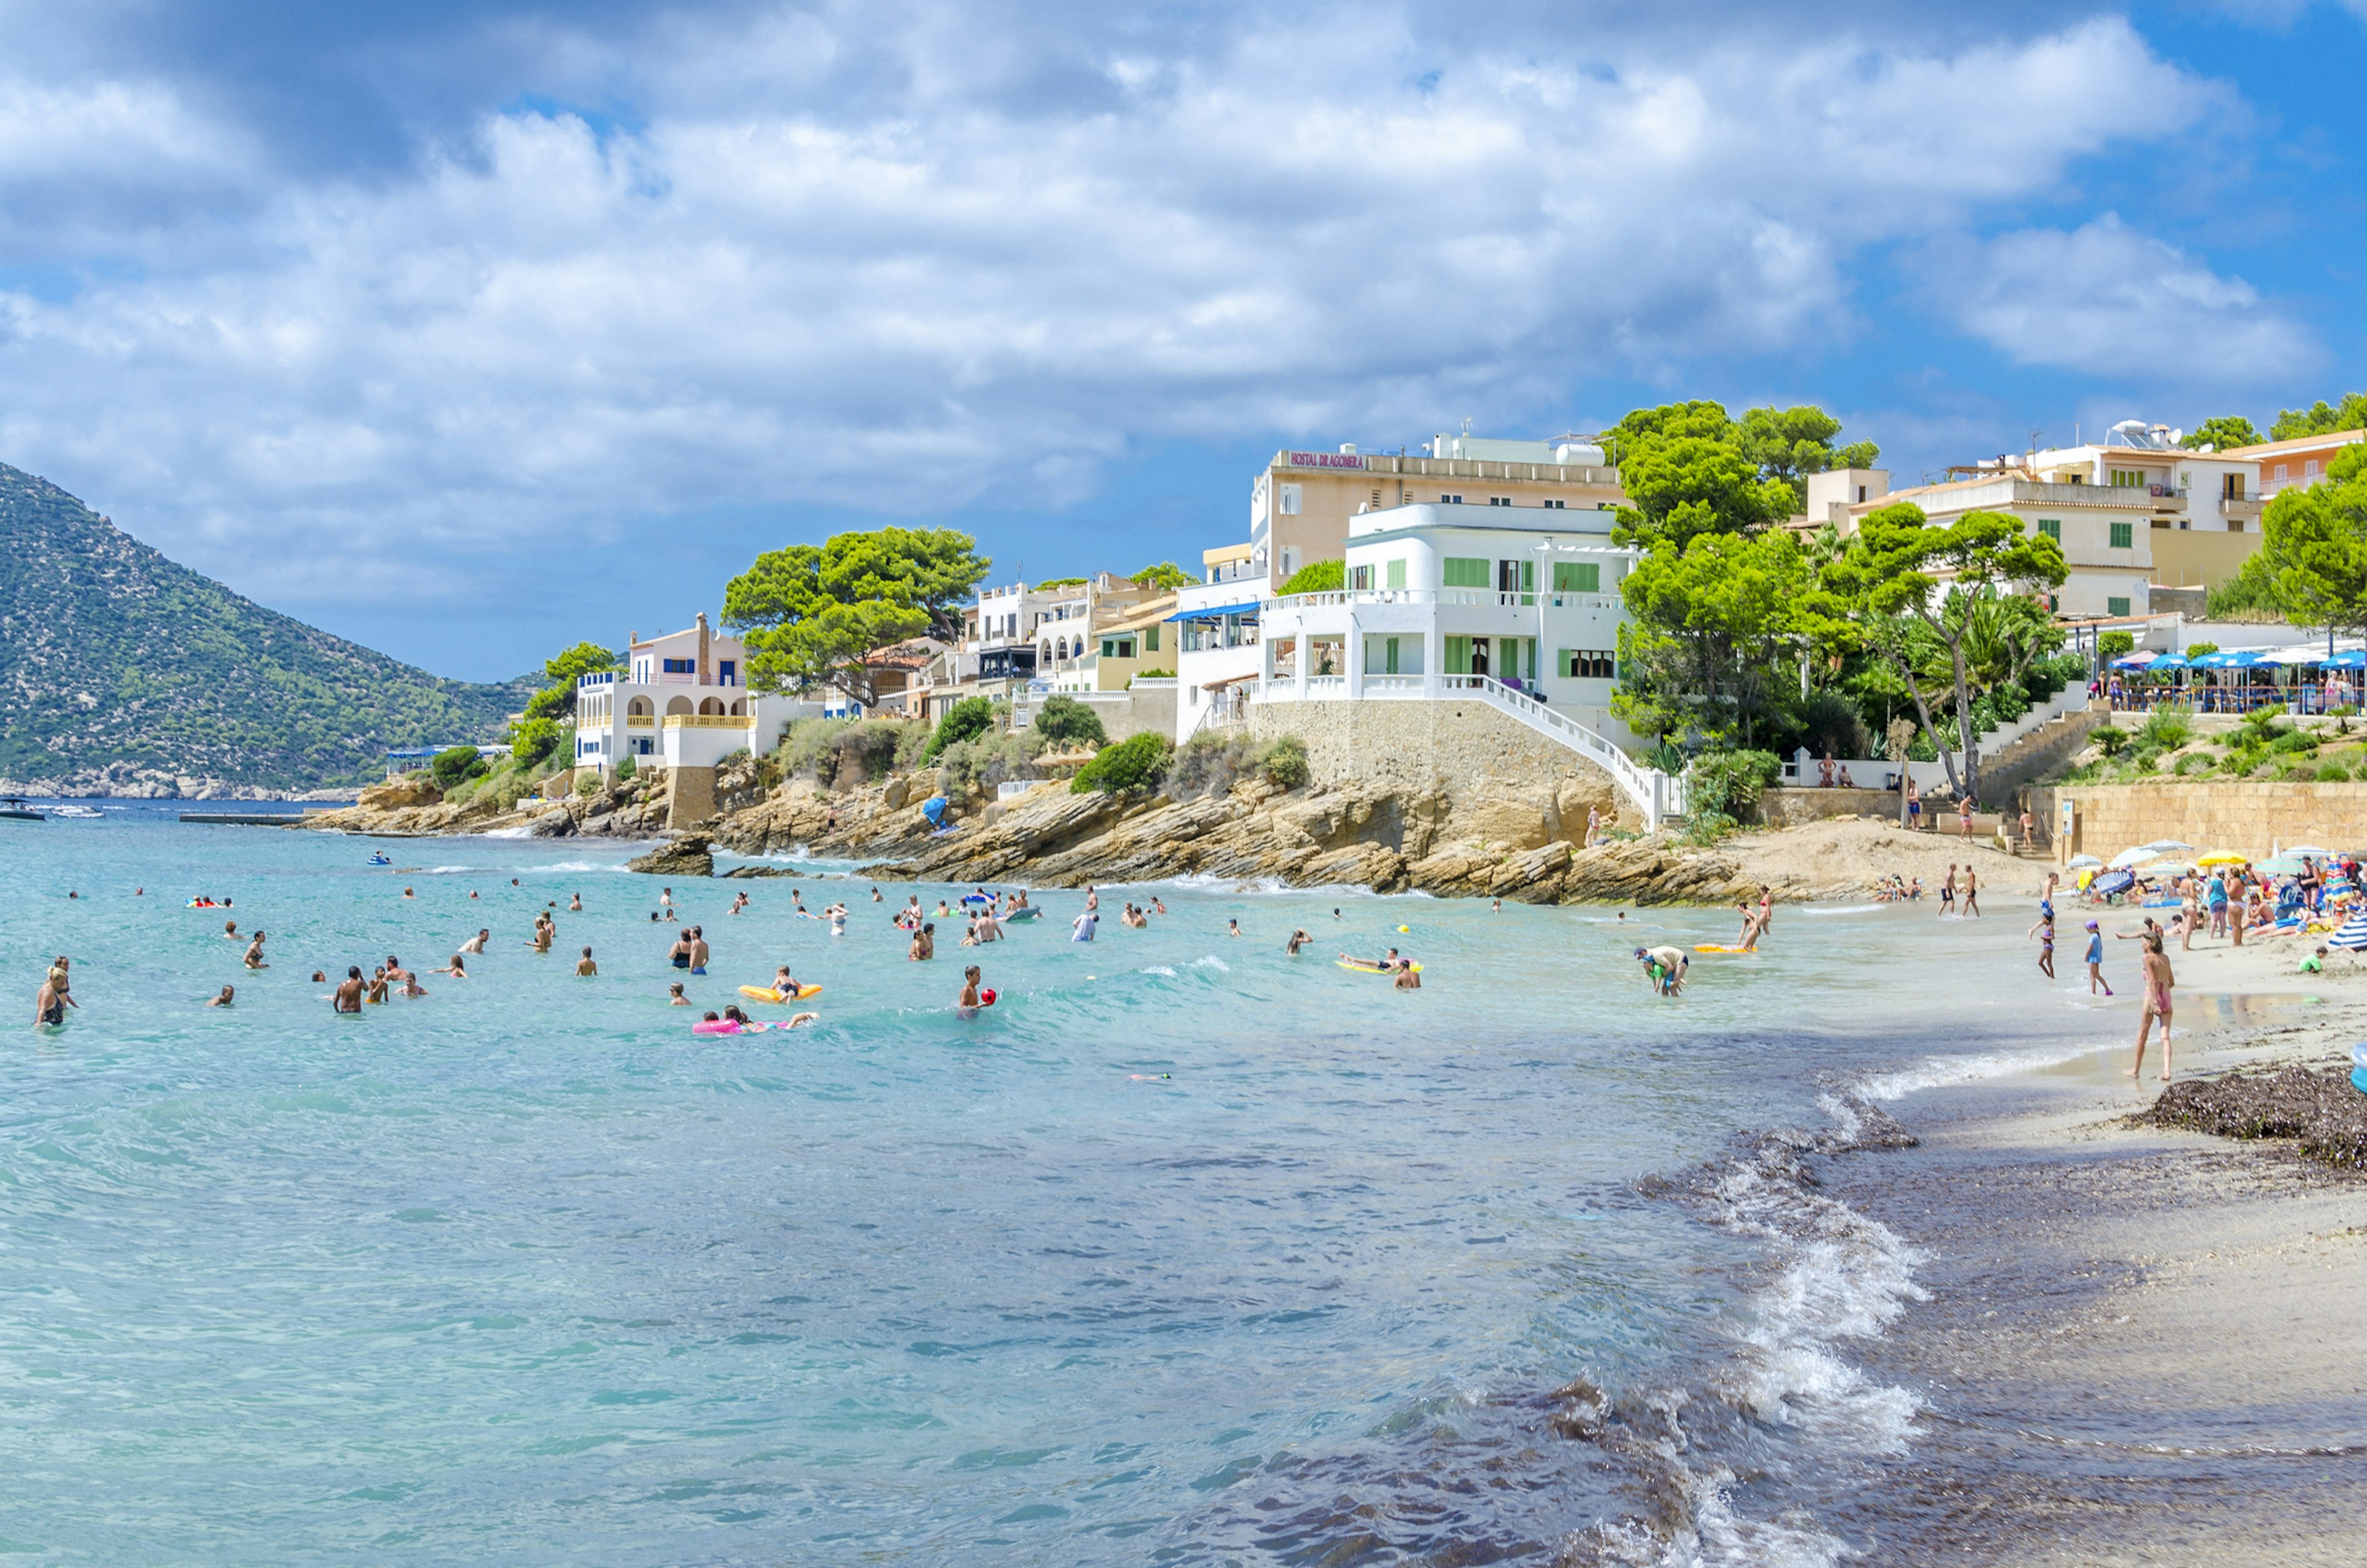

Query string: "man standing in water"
[[1071, 907, 1097, 943], [333, 967, 366, 1013], [1636, 945, 1688, 996], [2131, 931, 2175, 1082], [1961, 865, 1980, 918]]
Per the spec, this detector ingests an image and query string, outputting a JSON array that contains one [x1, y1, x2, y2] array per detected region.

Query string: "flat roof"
[[1202, 542, 1254, 565]]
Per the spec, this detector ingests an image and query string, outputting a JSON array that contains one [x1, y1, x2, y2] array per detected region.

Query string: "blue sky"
[[1, 0, 2362, 680]]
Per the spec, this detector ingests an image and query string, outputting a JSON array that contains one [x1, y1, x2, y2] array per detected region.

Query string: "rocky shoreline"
[[298, 756, 2037, 907]]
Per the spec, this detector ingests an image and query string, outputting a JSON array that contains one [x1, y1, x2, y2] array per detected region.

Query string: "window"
[[2307, 459, 2321, 479], [1278, 483, 1302, 515], [1384, 558, 1407, 589], [1497, 559, 1534, 602], [2035, 518, 2060, 541], [2275, 463, 2290, 481], [2109, 521, 2133, 549], [2107, 596, 2131, 617], [1442, 557, 1489, 588], [1561, 648, 1616, 679], [718, 659, 737, 685], [1553, 561, 1601, 594], [2229, 518, 2246, 533], [1489, 496, 1512, 506], [2223, 473, 2246, 500], [1543, 498, 1567, 509], [1145, 624, 1159, 653], [1441, 493, 1463, 504], [662, 657, 695, 674], [2109, 468, 2144, 488], [1350, 564, 1373, 590], [1280, 546, 1300, 578]]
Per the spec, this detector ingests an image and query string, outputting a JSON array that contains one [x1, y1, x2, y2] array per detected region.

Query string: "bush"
[[2184, 642, 2219, 659], [925, 696, 994, 761], [1072, 731, 1173, 794], [936, 730, 1041, 795], [1687, 748, 1782, 820], [615, 753, 637, 782], [510, 717, 563, 768], [429, 744, 485, 790], [2172, 751, 2215, 777], [1792, 689, 1869, 761], [1169, 732, 1260, 799], [2137, 711, 2191, 751], [1261, 735, 1310, 791], [2271, 729, 2321, 754], [1988, 681, 2030, 724], [2099, 631, 2136, 659], [1031, 694, 1108, 749], [573, 769, 601, 798], [2091, 724, 2130, 756], [1280, 558, 1344, 595], [2318, 762, 2351, 783]]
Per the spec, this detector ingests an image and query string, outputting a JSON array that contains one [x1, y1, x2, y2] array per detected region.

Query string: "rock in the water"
[[627, 835, 714, 876], [527, 806, 576, 838], [719, 864, 796, 878]]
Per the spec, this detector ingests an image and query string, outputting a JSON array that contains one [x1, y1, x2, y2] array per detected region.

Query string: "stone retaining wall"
[[1759, 786, 1907, 827], [1244, 698, 1626, 843], [2025, 781, 2367, 862]]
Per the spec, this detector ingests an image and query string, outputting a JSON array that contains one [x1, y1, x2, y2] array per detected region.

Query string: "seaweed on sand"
[[2137, 1066, 2367, 1171]]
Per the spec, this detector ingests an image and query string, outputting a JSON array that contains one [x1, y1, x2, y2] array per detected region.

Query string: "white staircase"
[[1439, 676, 1686, 831]]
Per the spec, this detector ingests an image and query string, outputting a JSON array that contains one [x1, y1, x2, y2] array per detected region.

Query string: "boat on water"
[[48, 802, 103, 819], [0, 796, 43, 822]]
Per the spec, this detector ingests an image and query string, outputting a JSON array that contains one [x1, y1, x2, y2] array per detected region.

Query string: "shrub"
[[936, 730, 1041, 794], [777, 717, 857, 780], [1072, 731, 1172, 794], [573, 769, 601, 798], [2318, 762, 2351, 783], [2091, 724, 2130, 757], [1031, 694, 1108, 749], [2172, 751, 2215, 777], [1169, 731, 1260, 799], [1988, 681, 2030, 724], [1792, 689, 1869, 761], [429, 744, 485, 790], [1280, 558, 1344, 595], [615, 753, 637, 782], [510, 717, 563, 768], [1261, 735, 1310, 791], [2184, 642, 2219, 659], [2137, 711, 2191, 751], [1129, 669, 1175, 684], [2099, 631, 2136, 659], [925, 696, 994, 761], [1686, 748, 1782, 820], [2271, 729, 2321, 754]]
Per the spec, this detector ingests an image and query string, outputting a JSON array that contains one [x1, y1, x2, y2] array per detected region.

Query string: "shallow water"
[[3, 816, 2138, 1562]]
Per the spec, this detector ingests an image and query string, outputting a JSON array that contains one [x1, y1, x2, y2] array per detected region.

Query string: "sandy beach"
[[1816, 916, 2367, 1564]]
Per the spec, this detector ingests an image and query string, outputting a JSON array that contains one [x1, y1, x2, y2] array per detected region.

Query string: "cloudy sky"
[[2, 1, 2361, 679]]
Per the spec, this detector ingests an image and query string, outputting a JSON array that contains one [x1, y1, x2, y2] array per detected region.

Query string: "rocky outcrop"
[[627, 835, 714, 877]]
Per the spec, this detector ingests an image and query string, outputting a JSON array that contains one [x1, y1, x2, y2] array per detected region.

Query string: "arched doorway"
[[666, 696, 693, 716], [699, 697, 724, 716]]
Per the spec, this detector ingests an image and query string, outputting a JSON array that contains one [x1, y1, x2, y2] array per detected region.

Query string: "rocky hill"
[[0, 463, 532, 794]]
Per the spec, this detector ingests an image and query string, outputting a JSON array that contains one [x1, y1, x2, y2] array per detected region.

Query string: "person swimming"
[[1285, 929, 1309, 955], [956, 964, 984, 1020]]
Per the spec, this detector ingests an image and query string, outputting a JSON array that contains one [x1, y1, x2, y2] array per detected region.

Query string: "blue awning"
[[1165, 601, 1263, 621]]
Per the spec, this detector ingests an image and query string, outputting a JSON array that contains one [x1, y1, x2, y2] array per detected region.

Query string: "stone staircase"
[[1983, 700, 2109, 801]]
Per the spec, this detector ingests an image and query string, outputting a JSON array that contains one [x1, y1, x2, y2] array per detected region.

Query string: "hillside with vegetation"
[[0, 462, 532, 794]]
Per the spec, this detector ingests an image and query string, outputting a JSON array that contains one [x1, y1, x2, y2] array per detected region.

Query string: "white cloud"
[[0, 7, 2254, 611], [1918, 214, 2314, 383]]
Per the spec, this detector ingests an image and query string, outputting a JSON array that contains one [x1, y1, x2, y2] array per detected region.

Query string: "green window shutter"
[[1385, 558, 1407, 589], [1384, 637, 1400, 675], [1557, 647, 1573, 678], [1553, 561, 1601, 592], [1442, 557, 1489, 589], [2109, 521, 2133, 549], [1444, 635, 1471, 674], [1519, 560, 1534, 591], [2107, 597, 2130, 616], [2036, 518, 2060, 541], [1145, 625, 1159, 652]]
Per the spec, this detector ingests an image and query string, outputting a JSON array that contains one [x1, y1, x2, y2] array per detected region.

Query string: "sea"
[[0, 802, 2131, 1564]]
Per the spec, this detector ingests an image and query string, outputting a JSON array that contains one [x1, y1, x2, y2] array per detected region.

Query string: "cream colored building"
[[1246, 435, 1627, 589]]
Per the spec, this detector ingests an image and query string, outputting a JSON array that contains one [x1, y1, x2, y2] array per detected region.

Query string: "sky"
[[2, 0, 2364, 681]]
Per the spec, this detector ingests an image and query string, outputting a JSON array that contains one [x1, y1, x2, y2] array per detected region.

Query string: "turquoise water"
[[1, 812, 2103, 1563]]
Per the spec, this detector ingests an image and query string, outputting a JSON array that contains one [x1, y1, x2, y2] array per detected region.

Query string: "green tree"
[[2186, 415, 2263, 452], [1031, 693, 1108, 749], [2257, 445, 2367, 645], [723, 527, 989, 706], [429, 745, 485, 790], [1280, 558, 1345, 594], [1612, 528, 1842, 748], [2270, 393, 2367, 443], [522, 640, 622, 722], [1071, 731, 1171, 794], [1735, 406, 1880, 508], [1821, 505, 2067, 804], [1129, 561, 1198, 591], [924, 695, 994, 761], [510, 716, 563, 768]]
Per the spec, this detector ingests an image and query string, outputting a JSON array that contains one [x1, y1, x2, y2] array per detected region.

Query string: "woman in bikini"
[[2131, 931, 2175, 1083]]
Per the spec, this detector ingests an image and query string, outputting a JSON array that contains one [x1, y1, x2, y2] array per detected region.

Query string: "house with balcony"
[[2219, 427, 2365, 503], [573, 613, 813, 776], [1246, 502, 1639, 739]]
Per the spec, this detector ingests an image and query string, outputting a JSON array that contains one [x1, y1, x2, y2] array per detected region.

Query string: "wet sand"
[[1822, 926, 2367, 1564]]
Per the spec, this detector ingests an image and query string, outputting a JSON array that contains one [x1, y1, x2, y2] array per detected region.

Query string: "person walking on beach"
[[1958, 794, 1974, 838], [2083, 921, 2112, 996], [2131, 932, 2175, 1082], [1939, 865, 1956, 916], [1905, 776, 1921, 830], [2030, 911, 2056, 979], [1961, 866, 1981, 918]]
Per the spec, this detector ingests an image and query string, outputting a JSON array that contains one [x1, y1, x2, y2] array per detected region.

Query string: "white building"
[[1172, 578, 1271, 738], [1247, 502, 1639, 740], [573, 613, 812, 775]]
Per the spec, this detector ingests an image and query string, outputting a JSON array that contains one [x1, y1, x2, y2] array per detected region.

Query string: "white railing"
[[661, 714, 753, 730], [1267, 587, 1623, 614], [1249, 670, 1682, 830]]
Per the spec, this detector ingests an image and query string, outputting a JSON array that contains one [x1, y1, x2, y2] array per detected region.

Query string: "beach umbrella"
[[2259, 854, 2307, 875], [2090, 868, 2136, 897], [2065, 854, 2104, 869], [2196, 851, 2247, 867], [2287, 844, 2336, 858], [2331, 912, 2367, 951], [2324, 649, 2367, 671], [2257, 647, 2323, 667], [2108, 847, 2162, 868], [2151, 651, 2190, 669]]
